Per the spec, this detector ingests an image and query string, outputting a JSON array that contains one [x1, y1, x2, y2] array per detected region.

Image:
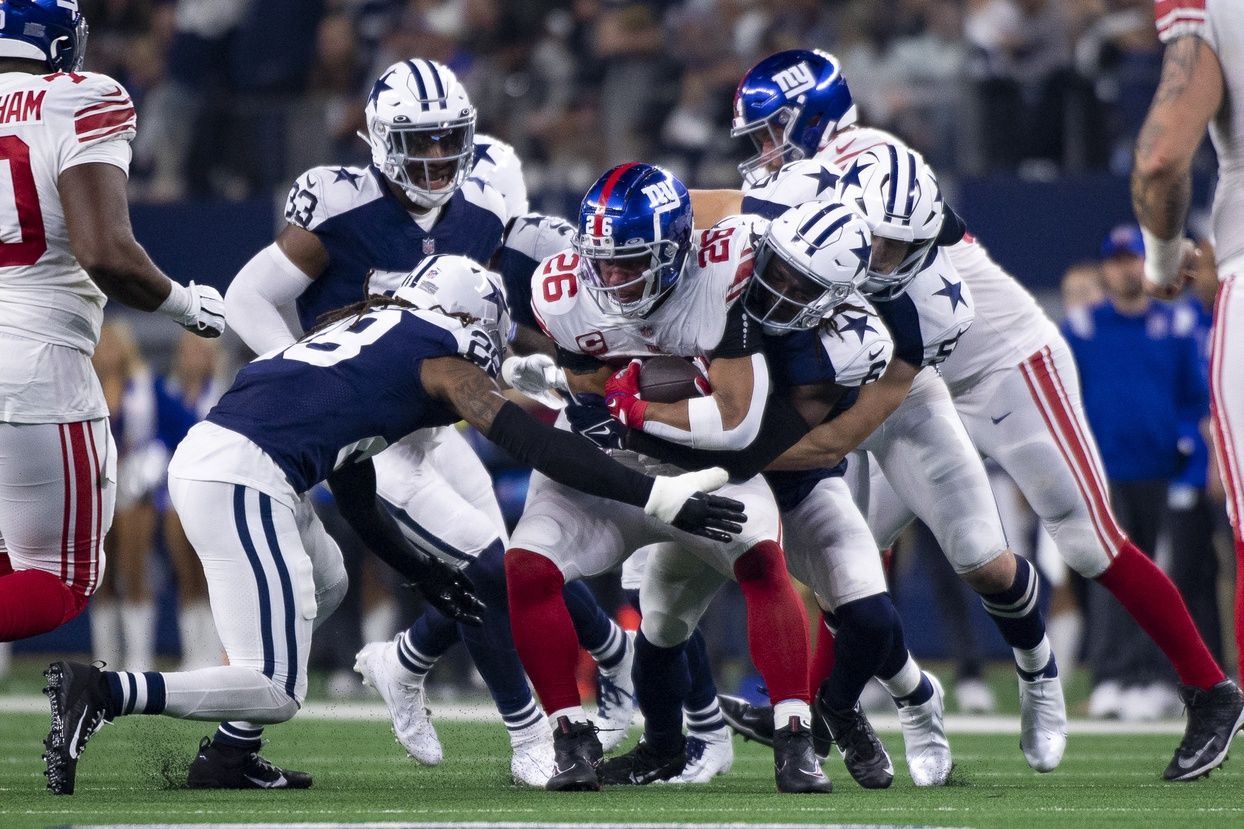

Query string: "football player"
[[40, 255, 744, 795], [711, 47, 1243, 779], [505, 163, 828, 794], [0, 1, 225, 644], [224, 59, 628, 784], [1132, 0, 1244, 775]]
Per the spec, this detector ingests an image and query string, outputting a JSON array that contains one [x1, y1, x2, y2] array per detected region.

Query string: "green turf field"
[[1, 710, 1241, 829]]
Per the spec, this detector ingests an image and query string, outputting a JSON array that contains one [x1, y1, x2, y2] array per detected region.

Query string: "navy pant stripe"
[[233, 485, 274, 680], [259, 493, 300, 700], [381, 497, 474, 562]]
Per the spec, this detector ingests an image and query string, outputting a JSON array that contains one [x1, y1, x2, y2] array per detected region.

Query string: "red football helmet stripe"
[[592, 162, 639, 237]]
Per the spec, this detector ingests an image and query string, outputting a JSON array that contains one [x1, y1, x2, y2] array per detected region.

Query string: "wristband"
[[1140, 226, 1184, 287], [156, 280, 193, 320]]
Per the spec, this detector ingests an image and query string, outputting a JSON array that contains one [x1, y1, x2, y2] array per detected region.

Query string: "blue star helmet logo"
[[933, 276, 967, 311], [333, 167, 362, 188], [368, 71, 395, 106], [483, 280, 508, 318], [849, 231, 871, 273], [838, 158, 868, 191], [839, 314, 877, 343]]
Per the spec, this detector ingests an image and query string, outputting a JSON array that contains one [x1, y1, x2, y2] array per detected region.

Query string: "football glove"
[[605, 358, 648, 428], [644, 467, 747, 542], [565, 393, 626, 450], [501, 353, 567, 409], [159, 281, 226, 338], [404, 554, 486, 627]]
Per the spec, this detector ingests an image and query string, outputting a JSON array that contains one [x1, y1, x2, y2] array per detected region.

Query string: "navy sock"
[[214, 721, 263, 750], [894, 674, 935, 708], [634, 632, 689, 756], [980, 556, 1044, 648], [823, 595, 900, 712], [683, 629, 719, 714], [103, 671, 166, 717], [563, 580, 625, 671]]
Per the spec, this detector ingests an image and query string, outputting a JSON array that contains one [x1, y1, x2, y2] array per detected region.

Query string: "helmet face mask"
[[363, 60, 477, 209], [0, 0, 89, 72], [732, 106, 805, 186], [574, 164, 693, 319], [745, 240, 854, 333]]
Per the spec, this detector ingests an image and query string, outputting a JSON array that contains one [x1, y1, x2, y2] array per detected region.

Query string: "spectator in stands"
[[1062, 224, 1208, 720], [1061, 259, 1105, 314]]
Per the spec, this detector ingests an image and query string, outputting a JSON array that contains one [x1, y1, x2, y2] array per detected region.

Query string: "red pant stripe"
[[57, 424, 73, 583], [1210, 277, 1244, 533], [66, 422, 95, 591], [84, 421, 104, 593]]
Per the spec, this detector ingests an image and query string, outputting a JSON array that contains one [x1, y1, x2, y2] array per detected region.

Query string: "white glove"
[[643, 467, 729, 524], [159, 281, 226, 338], [501, 353, 567, 409]]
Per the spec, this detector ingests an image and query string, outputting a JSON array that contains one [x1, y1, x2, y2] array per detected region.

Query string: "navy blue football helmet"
[[732, 49, 856, 186], [574, 163, 693, 317], [0, 0, 88, 72]]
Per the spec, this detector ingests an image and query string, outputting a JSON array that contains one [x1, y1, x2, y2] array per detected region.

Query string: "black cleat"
[[772, 716, 832, 794], [1164, 680, 1244, 781], [42, 660, 113, 795], [718, 695, 776, 747], [820, 702, 894, 789], [187, 737, 312, 789], [547, 717, 603, 791], [599, 738, 686, 785], [809, 690, 834, 761]]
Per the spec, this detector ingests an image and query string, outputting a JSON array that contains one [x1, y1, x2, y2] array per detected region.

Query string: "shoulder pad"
[[44, 71, 136, 146], [742, 159, 840, 216], [902, 251, 975, 364], [821, 126, 907, 164], [823, 297, 894, 387], [283, 165, 379, 231], [472, 134, 528, 219], [529, 249, 590, 345], [695, 215, 764, 308], [504, 213, 576, 262], [460, 175, 510, 223]]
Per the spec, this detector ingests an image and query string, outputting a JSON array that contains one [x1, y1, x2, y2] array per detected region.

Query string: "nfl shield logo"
[[422, 238, 436, 255]]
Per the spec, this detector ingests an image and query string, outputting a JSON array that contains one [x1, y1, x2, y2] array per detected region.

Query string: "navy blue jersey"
[[285, 165, 508, 331], [207, 308, 464, 493]]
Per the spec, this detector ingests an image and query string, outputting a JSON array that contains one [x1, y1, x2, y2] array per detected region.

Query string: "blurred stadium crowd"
[[4, 0, 1229, 722]]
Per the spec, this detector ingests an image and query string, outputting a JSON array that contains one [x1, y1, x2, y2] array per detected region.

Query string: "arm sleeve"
[[326, 459, 436, 582], [626, 392, 811, 480], [225, 243, 315, 355], [486, 401, 655, 507]]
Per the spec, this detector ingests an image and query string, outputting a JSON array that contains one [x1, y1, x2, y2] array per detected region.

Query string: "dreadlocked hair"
[[301, 270, 415, 340], [819, 301, 875, 338]]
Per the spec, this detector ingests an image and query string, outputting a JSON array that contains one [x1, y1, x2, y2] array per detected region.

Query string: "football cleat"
[[668, 728, 734, 784], [718, 695, 776, 747], [809, 688, 834, 762], [187, 737, 312, 789], [354, 640, 443, 765], [547, 717, 603, 791], [1163, 680, 1244, 782], [595, 632, 638, 752], [896, 672, 953, 786], [509, 721, 556, 787], [1018, 673, 1068, 773], [42, 660, 113, 795], [772, 717, 832, 794], [599, 738, 686, 785], [820, 702, 893, 789]]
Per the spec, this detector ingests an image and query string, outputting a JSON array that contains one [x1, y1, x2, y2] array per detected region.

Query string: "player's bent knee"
[[315, 571, 349, 624], [959, 548, 1016, 593]]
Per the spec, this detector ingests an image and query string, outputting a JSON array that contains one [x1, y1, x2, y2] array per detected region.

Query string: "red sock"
[[1097, 542, 1225, 689], [808, 612, 836, 691], [504, 548, 582, 714], [1235, 535, 1244, 686], [733, 541, 809, 704], [0, 569, 87, 642]]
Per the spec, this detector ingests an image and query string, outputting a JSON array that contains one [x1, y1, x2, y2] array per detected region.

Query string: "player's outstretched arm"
[[59, 163, 224, 337], [327, 457, 485, 626], [1132, 34, 1222, 293], [422, 355, 748, 540], [768, 358, 918, 471], [225, 225, 324, 355]]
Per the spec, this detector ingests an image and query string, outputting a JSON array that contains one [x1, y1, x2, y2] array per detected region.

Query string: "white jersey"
[[1158, 0, 1244, 273], [472, 133, 528, 222], [0, 70, 135, 422], [532, 214, 766, 363], [813, 127, 1057, 386]]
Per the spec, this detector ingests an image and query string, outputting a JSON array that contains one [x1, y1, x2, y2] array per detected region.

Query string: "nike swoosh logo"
[[245, 772, 287, 788], [868, 347, 884, 359], [990, 412, 1012, 425], [1177, 736, 1219, 769], [67, 710, 89, 759]]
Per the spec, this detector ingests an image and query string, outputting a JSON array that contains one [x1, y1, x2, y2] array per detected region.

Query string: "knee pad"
[[314, 570, 349, 627], [639, 608, 695, 650]]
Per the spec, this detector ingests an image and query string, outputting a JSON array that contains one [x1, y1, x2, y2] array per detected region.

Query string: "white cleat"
[[509, 721, 556, 787], [354, 640, 443, 765], [896, 672, 953, 787], [1018, 674, 1067, 772], [594, 631, 637, 752], [666, 727, 734, 784]]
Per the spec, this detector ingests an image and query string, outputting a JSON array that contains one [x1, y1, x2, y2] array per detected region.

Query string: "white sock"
[[879, 654, 923, 699], [773, 699, 811, 729], [121, 601, 156, 672], [1047, 612, 1081, 682], [90, 600, 123, 668], [1014, 636, 1053, 677]]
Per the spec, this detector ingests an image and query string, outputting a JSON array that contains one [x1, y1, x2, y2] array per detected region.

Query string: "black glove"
[[672, 492, 748, 542], [404, 555, 487, 626], [565, 392, 626, 450]]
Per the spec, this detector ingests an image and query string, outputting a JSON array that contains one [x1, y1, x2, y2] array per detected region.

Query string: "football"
[[638, 356, 708, 403]]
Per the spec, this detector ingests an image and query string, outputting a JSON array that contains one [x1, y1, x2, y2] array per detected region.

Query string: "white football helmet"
[[361, 59, 476, 209], [743, 201, 872, 333], [835, 144, 944, 300], [394, 255, 511, 376]]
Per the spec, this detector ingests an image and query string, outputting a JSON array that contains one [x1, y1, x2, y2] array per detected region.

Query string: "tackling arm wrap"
[[326, 459, 439, 582], [225, 243, 314, 354], [641, 352, 770, 450]]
